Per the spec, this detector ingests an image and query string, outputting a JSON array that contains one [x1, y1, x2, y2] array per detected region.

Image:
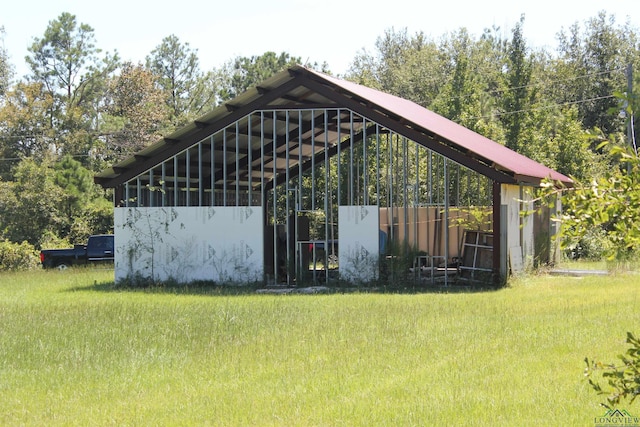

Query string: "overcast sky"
[[2, 0, 638, 79]]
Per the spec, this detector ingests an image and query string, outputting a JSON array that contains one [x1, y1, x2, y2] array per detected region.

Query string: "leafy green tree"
[[520, 105, 601, 180], [501, 15, 534, 152], [218, 51, 303, 102], [54, 154, 94, 216], [433, 27, 508, 141], [440, 29, 474, 122], [101, 62, 168, 161], [348, 28, 445, 108], [53, 154, 113, 241], [25, 12, 118, 163], [0, 156, 112, 246], [146, 35, 216, 128], [0, 26, 13, 97], [67, 196, 113, 243], [540, 80, 640, 261], [0, 82, 55, 179], [26, 13, 99, 101], [347, 17, 635, 189], [0, 158, 66, 246], [547, 141, 640, 261], [554, 12, 635, 138], [347, 26, 509, 142]]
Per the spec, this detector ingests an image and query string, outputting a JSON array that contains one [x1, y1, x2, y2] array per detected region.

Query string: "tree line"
[[0, 11, 638, 262]]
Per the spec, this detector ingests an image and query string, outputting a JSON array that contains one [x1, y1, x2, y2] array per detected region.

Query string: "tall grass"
[[1, 269, 638, 425]]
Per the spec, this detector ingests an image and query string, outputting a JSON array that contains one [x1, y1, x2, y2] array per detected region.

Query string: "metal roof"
[[95, 65, 572, 188]]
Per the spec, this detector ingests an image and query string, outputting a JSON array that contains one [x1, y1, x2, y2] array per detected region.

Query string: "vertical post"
[[161, 162, 166, 207], [443, 160, 449, 286], [149, 169, 154, 207], [363, 117, 368, 205], [260, 112, 265, 205], [324, 110, 330, 283], [198, 142, 203, 207], [259, 112, 266, 282], [210, 135, 215, 206], [236, 122, 240, 206], [428, 151, 433, 205], [519, 183, 524, 261], [285, 111, 291, 286], [375, 124, 380, 206], [311, 110, 316, 210], [247, 115, 253, 206], [388, 132, 394, 245], [173, 156, 178, 206], [627, 63, 636, 155], [349, 111, 354, 206], [427, 151, 433, 261], [298, 111, 303, 211], [414, 140, 419, 257], [185, 149, 191, 207], [403, 136, 408, 252], [492, 181, 502, 284], [223, 129, 227, 206], [337, 111, 341, 206], [272, 111, 278, 283], [375, 125, 381, 276]]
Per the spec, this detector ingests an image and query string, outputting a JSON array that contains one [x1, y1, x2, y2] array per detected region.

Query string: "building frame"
[[96, 66, 571, 286]]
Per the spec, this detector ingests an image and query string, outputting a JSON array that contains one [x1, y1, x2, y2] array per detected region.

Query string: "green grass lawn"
[[1, 268, 638, 426]]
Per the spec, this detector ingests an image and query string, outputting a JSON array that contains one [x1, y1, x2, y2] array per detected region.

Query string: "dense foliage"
[[0, 239, 39, 270], [552, 142, 640, 261], [0, 11, 638, 267]]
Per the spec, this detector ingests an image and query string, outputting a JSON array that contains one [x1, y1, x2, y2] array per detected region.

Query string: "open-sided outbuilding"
[[95, 65, 571, 285]]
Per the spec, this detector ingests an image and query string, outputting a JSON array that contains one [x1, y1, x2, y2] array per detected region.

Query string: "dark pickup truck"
[[40, 234, 114, 269]]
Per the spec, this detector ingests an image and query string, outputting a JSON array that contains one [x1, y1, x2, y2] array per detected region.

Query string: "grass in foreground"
[[0, 268, 638, 425]]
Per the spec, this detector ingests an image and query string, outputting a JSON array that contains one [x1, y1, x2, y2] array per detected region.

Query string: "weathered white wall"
[[501, 184, 535, 273], [520, 187, 535, 268], [114, 206, 263, 284], [339, 206, 380, 282]]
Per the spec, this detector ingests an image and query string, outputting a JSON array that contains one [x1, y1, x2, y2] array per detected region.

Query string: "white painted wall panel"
[[338, 206, 380, 282], [521, 189, 534, 268], [114, 206, 263, 284], [502, 184, 521, 255], [501, 184, 535, 272]]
